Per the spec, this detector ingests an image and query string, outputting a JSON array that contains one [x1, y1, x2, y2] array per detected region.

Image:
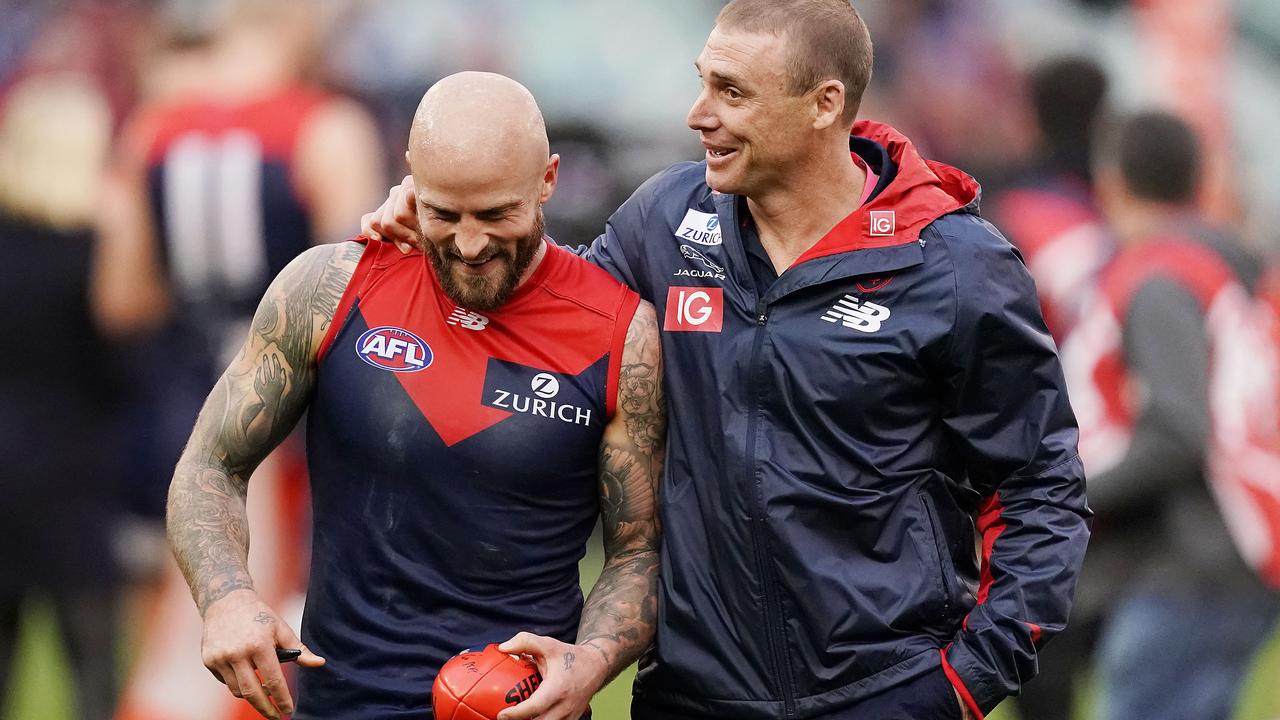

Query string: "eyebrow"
[[420, 200, 524, 216], [475, 200, 524, 216], [694, 62, 746, 88]]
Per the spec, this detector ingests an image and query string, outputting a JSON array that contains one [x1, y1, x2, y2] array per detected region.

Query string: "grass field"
[[7, 541, 1280, 719]]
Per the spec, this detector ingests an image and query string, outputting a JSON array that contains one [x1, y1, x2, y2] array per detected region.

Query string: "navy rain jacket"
[[581, 121, 1090, 719]]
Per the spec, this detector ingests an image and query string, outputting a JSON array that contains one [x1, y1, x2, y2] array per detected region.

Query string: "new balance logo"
[[822, 295, 891, 333], [447, 308, 489, 331]]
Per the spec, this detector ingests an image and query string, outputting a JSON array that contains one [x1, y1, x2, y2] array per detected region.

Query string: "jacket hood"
[[795, 120, 981, 265]]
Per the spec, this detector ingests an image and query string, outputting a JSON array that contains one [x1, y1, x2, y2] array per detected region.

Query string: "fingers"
[[376, 186, 400, 238], [231, 659, 280, 719], [496, 634, 574, 720], [498, 631, 544, 657], [362, 180, 403, 241], [253, 646, 294, 716], [360, 176, 422, 253], [276, 621, 327, 668], [497, 686, 556, 720], [296, 642, 327, 668]]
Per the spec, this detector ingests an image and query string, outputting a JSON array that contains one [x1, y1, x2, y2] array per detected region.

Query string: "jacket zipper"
[[921, 492, 958, 617], [745, 299, 798, 717]]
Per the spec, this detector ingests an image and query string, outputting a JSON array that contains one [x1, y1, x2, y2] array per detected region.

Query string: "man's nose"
[[453, 219, 490, 260], [687, 89, 717, 132]]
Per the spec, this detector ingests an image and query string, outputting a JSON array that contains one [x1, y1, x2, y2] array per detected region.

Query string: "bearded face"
[[424, 209, 545, 312]]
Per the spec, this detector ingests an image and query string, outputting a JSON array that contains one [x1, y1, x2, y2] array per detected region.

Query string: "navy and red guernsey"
[[297, 239, 639, 719]]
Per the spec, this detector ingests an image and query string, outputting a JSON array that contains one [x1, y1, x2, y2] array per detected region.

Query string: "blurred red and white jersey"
[[1061, 237, 1280, 586], [989, 177, 1113, 341]]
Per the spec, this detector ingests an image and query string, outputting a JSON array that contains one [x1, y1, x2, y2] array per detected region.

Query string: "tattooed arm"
[[166, 241, 364, 719], [498, 301, 665, 720]]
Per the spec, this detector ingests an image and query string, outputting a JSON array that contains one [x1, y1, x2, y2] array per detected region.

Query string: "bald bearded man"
[[165, 72, 664, 720]]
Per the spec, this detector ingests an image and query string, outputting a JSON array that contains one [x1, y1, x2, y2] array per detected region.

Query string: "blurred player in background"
[[0, 73, 120, 720], [366, 1, 1090, 717], [989, 55, 1112, 341], [168, 73, 663, 720], [988, 55, 1113, 720], [92, 2, 385, 718], [94, 0, 384, 522], [1066, 110, 1279, 720]]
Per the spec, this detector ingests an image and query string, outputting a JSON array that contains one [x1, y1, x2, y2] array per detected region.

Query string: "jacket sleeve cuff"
[[940, 645, 1003, 717]]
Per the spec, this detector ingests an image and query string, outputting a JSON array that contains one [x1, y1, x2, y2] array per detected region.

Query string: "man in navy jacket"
[[365, 2, 1089, 718]]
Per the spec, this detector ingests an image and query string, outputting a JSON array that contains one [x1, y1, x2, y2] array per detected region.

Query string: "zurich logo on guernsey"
[[356, 326, 433, 372]]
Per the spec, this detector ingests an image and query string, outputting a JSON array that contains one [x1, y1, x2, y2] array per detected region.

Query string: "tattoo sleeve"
[[166, 241, 364, 615], [577, 300, 665, 682]]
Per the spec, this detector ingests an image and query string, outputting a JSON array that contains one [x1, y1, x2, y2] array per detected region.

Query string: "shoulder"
[[297, 94, 379, 145], [924, 210, 1019, 268], [547, 244, 642, 320], [621, 161, 712, 214], [273, 240, 367, 300], [922, 211, 1048, 334], [117, 99, 203, 163], [923, 211, 1032, 296], [288, 240, 367, 275]]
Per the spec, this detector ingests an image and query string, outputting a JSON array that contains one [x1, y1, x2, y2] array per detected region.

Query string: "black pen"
[[276, 648, 302, 663]]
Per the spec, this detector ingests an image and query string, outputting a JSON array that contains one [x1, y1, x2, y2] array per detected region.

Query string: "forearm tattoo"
[[578, 304, 664, 682], [167, 242, 363, 614]]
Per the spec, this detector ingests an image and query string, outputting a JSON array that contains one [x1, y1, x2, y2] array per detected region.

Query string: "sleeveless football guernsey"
[[297, 238, 640, 718]]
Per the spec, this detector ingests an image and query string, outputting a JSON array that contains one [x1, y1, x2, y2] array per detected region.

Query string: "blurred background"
[[3, 0, 1280, 718]]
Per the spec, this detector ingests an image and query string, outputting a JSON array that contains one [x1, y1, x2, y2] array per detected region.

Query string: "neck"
[[1114, 200, 1195, 247], [514, 237, 549, 289], [746, 136, 863, 271], [208, 28, 299, 101]]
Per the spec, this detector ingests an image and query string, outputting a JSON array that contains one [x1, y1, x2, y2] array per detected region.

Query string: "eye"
[[724, 87, 743, 101], [475, 211, 508, 223], [427, 209, 459, 223]]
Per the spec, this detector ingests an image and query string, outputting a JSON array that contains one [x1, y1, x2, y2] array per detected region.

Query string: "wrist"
[[198, 583, 257, 617], [576, 640, 613, 689]]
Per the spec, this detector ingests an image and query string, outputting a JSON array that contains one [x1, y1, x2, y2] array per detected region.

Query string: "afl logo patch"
[[355, 326, 432, 372]]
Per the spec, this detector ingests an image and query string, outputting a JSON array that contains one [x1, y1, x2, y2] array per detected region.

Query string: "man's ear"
[[540, 154, 560, 204], [812, 80, 846, 131]]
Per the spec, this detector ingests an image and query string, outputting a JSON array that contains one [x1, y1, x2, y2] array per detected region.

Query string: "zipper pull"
[[756, 301, 769, 325]]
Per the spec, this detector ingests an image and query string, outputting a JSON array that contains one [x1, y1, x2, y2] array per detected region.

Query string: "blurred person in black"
[[1064, 110, 1278, 720], [0, 73, 121, 720], [987, 57, 1113, 720]]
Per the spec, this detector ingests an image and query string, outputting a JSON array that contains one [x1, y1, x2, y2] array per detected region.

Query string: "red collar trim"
[[791, 122, 979, 268]]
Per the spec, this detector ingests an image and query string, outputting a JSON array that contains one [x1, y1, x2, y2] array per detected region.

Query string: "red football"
[[433, 644, 543, 720]]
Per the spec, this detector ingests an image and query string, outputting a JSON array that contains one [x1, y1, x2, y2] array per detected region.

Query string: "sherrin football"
[[433, 644, 543, 720]]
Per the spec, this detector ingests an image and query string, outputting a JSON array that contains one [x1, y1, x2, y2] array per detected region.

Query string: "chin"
[[705, 168, 744, 195]]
